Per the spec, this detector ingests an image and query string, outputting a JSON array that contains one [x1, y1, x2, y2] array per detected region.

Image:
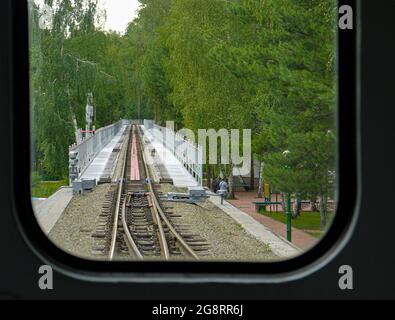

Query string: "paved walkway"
[[209, 194, 300, 258], [228, 191, 318, 251], [32, 187, 73, 235], [80, 125, 128, 182], [141, 125, 198, 187]]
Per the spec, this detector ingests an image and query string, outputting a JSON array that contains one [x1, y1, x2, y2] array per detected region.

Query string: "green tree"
[[251, 0, 337, 225], [29, 0, 125, 179]]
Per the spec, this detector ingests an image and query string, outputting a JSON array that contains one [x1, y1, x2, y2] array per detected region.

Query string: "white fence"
[[69, 119, 128, 183], [144, 120, 203, 186], [68, 119, 203, 186]]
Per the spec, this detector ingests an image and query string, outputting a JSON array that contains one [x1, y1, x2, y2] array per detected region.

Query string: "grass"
[[31, 180, 68, 198], [261, 211, 334, 238]]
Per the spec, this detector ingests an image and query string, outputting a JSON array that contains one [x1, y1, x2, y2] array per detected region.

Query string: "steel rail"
[[147, 194, 170, 260], [122, 126, 169, 260], [138, 127, 200, 260], [110, 125, 169, 261], [121, 194, 144, 260], [131, 125, 170, 259], [108, 126, 129, 261]]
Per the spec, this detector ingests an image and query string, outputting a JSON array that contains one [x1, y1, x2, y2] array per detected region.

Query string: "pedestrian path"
[[228, 191, 318, 250], [209, 194, 301, 258], [32, 187, 73, 235], [141, 125, 198, 187]]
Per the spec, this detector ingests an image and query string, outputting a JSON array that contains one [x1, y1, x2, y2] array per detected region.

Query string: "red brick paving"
[[228, 191, 318, 251]]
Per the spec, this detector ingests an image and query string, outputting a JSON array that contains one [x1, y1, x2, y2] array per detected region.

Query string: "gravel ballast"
[[48, 182, 277, 261], [48, 184, 111, 260], [156, 184, 277, 261]]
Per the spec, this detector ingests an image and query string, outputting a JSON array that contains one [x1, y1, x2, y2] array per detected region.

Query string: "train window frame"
[[11, 0, 359, 283]]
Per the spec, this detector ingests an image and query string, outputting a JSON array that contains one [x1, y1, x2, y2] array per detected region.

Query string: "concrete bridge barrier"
[[143, 120, 203, 186], [69, 119, 129, 184]]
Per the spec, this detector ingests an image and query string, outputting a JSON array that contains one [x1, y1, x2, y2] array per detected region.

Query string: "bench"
[[234, 182, 250, 191], [252, 201, 282, 213]]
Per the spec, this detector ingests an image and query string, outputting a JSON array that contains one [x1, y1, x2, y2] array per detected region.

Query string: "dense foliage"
[[30, 0, 337, 224]]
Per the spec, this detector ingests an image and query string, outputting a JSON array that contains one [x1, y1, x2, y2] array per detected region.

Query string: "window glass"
[[29, 0, 338, 262]]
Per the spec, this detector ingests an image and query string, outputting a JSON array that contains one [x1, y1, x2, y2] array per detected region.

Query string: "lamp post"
[[285, 192, 292, 242], [283, 150, 292, 242]]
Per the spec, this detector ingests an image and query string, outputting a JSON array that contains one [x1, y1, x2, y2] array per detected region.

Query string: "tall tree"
[[252, 0, 337, 224], [30, 0, 123, 179]]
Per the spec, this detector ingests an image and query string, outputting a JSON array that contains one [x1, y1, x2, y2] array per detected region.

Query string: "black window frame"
[[11, 0, 359, 283]]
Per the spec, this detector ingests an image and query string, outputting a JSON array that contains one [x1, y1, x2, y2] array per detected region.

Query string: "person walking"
[[218, 178, 229, 200], [212, 177, 220, 193]]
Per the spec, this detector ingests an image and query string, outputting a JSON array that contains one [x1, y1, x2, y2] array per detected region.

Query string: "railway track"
[[99, 124, 206, 261]]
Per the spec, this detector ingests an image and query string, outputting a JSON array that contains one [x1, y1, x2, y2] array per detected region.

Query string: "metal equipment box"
[[187, 186, 206, 197], [82, 178, 96, 190], [72, 180, 83, 194], [72, 179, 96, 194]]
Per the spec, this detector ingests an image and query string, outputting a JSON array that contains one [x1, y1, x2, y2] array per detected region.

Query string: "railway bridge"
[[32, 120, 300, 261]]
